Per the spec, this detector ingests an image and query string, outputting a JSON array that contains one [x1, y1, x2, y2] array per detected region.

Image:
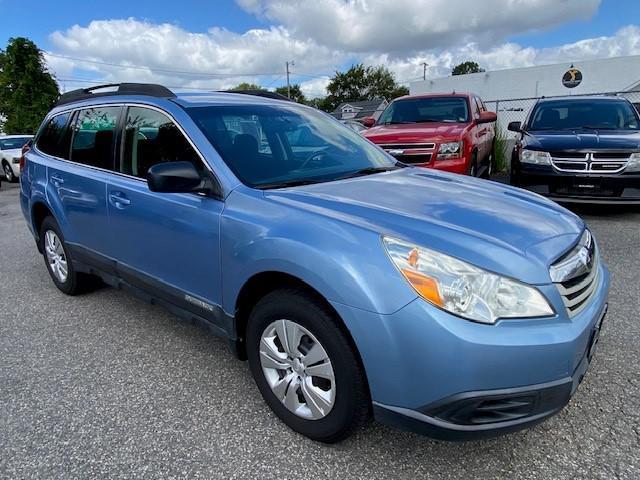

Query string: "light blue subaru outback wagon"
[[21, 84, 609, 443]]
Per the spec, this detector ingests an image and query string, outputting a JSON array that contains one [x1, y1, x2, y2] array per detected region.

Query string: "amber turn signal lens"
[[401, 269, 443, 307]]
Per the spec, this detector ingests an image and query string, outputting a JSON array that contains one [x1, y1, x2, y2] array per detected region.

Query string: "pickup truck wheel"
[[246, 288, 370, 443], [39, 216, 96, 295], [468, 152, 478, 177], [2, 161, 16, 183]]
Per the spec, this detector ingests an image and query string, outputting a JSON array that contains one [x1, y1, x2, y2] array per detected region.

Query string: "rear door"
[[40, 106, 120, 260], [105, 105, 224, 322]]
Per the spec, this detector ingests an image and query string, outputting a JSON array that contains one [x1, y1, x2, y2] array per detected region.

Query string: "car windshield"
[[187, 104, 398, 188], [0, 137, 31, 150], [528, 99, 640, 131], [377, 97, 470, 125]]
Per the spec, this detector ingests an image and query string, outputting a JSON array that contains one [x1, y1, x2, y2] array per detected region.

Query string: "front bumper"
[[516, 165, 640, 204], [332, 262, 610, 441]]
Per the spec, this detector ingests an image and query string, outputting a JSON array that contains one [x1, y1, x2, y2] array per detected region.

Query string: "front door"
[[105, 105, 224, 323]]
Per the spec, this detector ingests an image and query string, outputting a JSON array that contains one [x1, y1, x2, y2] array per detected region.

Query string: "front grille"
[[550, 152, 631, 174], [550, 230, 599, 317], [378, 143, 435, 150], [393, 153, 432, 164]]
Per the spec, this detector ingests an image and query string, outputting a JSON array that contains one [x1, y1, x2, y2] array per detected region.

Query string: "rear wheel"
[[246, 289, 369, 443], [40, 216, 94, 295], [2, 161, 16, 183]]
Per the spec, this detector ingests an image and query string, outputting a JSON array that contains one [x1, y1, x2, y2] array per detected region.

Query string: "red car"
[[363, 93, 497, 177]]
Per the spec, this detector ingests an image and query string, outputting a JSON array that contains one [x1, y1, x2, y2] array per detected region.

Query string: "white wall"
[[410, 55, 640, 101]]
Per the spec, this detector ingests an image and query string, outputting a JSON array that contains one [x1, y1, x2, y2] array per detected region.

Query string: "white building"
[[410, 55, 640, 101]]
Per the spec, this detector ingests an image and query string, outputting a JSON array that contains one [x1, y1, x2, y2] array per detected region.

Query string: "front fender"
[[220, 188, 417, 316]]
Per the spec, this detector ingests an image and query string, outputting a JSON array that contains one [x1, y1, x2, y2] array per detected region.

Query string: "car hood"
[[364, 123, 468, 144], [265, 168, 584, 284], [525, 129, 640, 151]]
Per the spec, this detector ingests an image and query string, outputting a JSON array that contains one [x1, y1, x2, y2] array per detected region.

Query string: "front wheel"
[[246, 289, 370, 443]]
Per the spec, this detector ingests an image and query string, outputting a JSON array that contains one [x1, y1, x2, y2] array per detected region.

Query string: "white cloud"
[[44, 15, 640, 99], [47, 18, 344, 92], [237, 0, 601, 53]]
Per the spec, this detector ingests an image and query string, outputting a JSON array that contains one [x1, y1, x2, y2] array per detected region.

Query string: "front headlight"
[[627, 152, 640, 172], [520, 149, 551, 165], [437, 141, 462, 159], [383, 237, 554, 324]]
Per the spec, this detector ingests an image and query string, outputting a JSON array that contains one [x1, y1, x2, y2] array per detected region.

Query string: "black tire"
[[39, 216, 92, 295], [467, 151, 479, 177], [481, 151, 493, 179], [246, 288, 370, 443], [3, 161, 16, 183]]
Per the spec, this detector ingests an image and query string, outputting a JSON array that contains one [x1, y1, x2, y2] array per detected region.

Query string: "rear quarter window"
[[36, 113, 73, 159]]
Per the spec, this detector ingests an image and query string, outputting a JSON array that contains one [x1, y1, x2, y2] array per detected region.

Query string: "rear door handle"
[[50, 174, 64, 186], [109, 191, 131, 208]]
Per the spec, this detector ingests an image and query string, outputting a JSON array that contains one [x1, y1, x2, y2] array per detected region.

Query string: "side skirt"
[[67, 243, 245, 359]]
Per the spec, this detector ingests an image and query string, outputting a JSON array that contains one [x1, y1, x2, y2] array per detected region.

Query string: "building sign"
[[562, 68, 583, 88]]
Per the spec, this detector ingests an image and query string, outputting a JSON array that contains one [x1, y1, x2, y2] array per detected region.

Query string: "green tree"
[[451, 61, 485, 76], [229, 82, 265, 91], [275, 84, 306, 103], [0, 37, 59, 134], [323, 64, 408, 112]]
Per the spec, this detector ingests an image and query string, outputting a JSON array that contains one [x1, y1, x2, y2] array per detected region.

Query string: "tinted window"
[[0, 137, 31, 150], [121, 106, 203, 179], [377, 97, 470, 124], [529, 99, 640, 131], [71, 107, 120, 169], [37, 113, 72, 159], [188, 103, 396, 188]]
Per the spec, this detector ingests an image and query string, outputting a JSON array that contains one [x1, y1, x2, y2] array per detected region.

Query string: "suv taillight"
[[20, 140, 32, 173]]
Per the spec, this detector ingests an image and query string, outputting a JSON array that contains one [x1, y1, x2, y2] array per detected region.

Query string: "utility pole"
[[286, 60, 295, 99], [422, 62, 429, 81]]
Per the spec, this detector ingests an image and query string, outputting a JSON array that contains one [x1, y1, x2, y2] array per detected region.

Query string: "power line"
[[46, 53, 282, 78]]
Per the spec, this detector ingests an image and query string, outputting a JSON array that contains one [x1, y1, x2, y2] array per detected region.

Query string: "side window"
[[37, 113, 73, 159], [71, 107, 120, 170], [121, 106, 203, 179]]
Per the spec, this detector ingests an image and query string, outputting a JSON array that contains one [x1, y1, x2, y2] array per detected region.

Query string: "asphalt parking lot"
[[1, 180, 639, 480]]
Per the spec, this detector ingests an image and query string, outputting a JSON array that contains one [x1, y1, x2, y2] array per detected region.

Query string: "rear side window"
[[120, 106, 203, 179], [71, 107, 121, 170], [37, 113, 73, 159]]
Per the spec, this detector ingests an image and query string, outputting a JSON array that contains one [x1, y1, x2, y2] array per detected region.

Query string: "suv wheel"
[[40, 216, 94, 295], [246, 289, 369, 443], [468, 152, 478, 177], [3, 161, 16, 183]]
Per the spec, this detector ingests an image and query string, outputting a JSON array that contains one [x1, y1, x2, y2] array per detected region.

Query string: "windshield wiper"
[[255, 179, 324, 189], [579, 125, 616, 130], [337, 164, 404, 180], [381, 121, 415, 125]]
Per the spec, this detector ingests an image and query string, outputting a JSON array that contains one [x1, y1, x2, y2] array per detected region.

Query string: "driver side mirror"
[[147, 161, 217, 196], [361, 117, 376, 128], [477, 111, 497, 124]]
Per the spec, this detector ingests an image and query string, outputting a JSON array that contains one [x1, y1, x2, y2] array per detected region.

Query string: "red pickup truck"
[[362, 93, 497, 177]]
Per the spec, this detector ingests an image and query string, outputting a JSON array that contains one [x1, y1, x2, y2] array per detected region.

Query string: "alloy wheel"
[[44, 230, 68, 283], [259, 319, 336, 420], [3, 163, 14, 182]]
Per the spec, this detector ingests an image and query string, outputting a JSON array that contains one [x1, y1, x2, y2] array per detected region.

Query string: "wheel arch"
[[232, 271, 370, 395], [31, 201, 54, 252]]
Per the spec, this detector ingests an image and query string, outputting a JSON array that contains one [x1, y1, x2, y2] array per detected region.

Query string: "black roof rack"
[[56, 83, 176, 106], [223, 90, 292, 101]]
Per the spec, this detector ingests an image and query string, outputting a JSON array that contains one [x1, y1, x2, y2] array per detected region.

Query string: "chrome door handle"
[[109, 192, 131, 208], [50, 174, 64, 186]]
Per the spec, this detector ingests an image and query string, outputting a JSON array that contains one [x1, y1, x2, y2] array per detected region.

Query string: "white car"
[[0, 135, 32, 182]]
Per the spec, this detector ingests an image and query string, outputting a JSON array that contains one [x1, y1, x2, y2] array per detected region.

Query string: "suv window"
[[71, 107, 120, 170], [121, 106, 203, 179], [37, 113, 73, 159]]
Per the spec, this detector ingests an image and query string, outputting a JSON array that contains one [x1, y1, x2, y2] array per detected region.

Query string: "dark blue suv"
[[21, 84, 609, 443]]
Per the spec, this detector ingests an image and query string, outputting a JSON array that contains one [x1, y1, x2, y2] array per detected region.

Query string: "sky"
[[1, 0, 640, 97]]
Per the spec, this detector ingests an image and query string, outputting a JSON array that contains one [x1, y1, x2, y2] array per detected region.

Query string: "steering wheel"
[[298, 150, 330, 170]]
